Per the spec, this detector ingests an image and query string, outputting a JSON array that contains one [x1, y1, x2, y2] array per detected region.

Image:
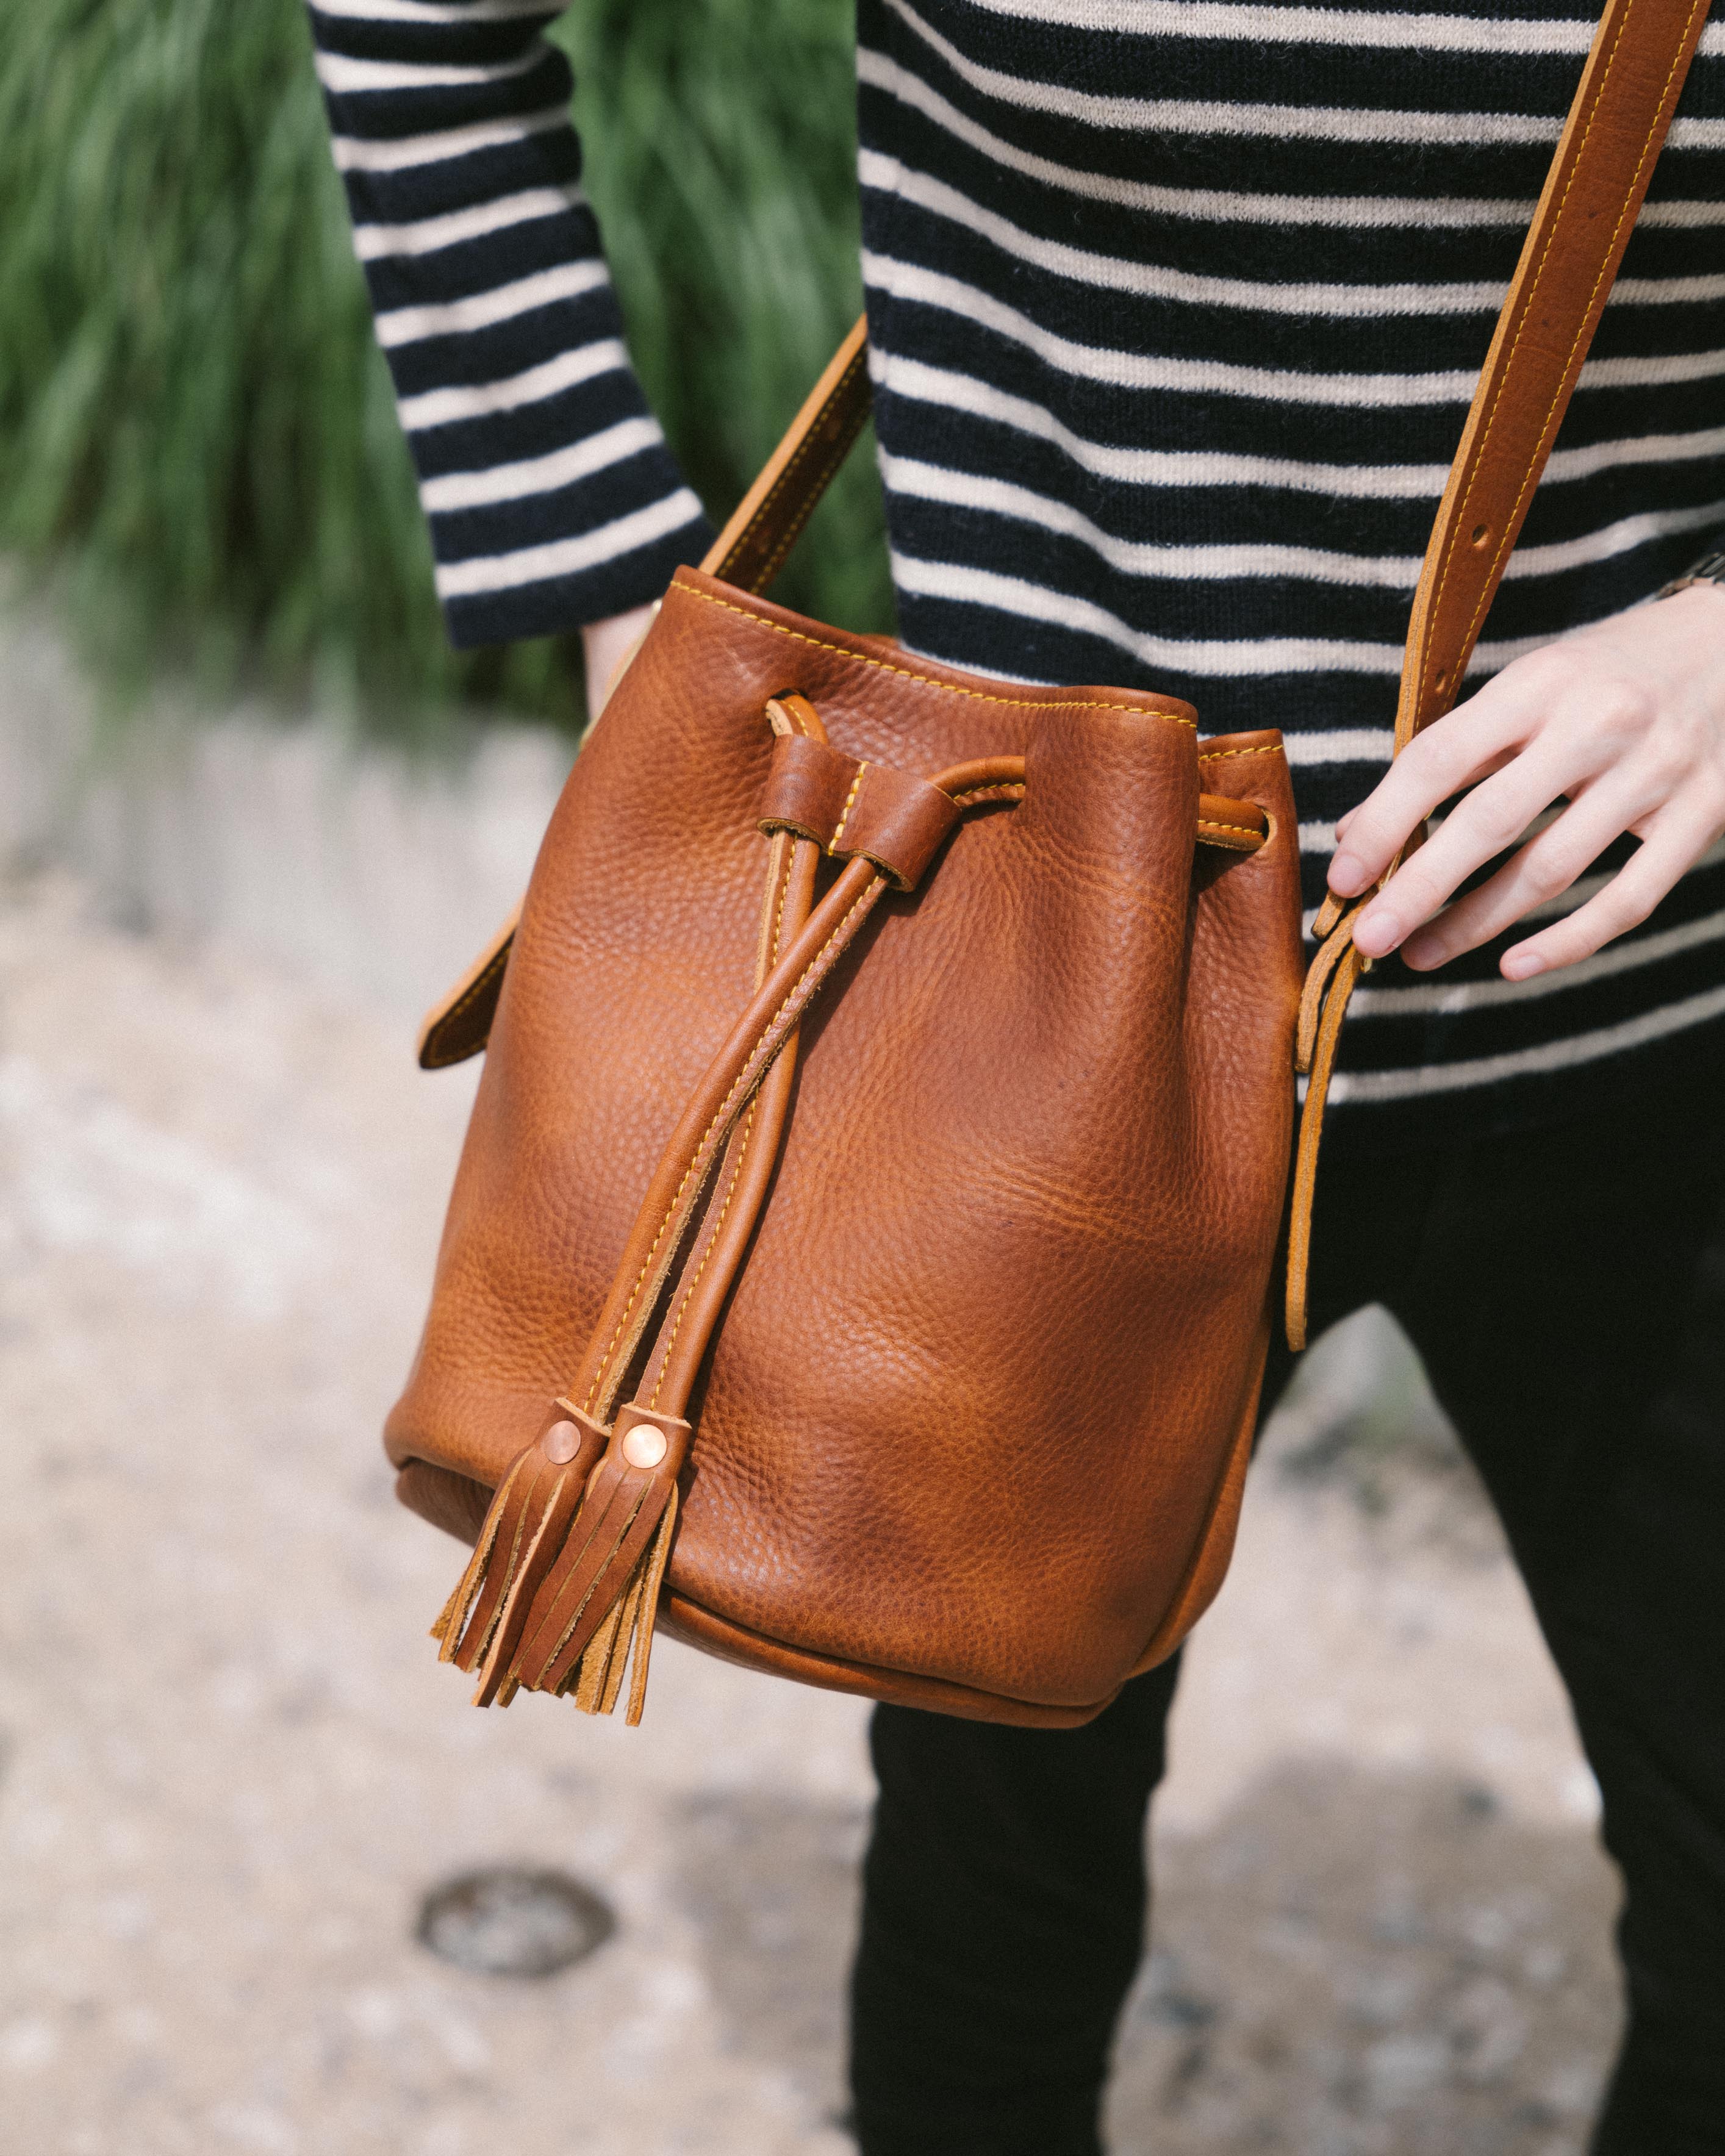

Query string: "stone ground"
[[0, 870, 1623, 2155]]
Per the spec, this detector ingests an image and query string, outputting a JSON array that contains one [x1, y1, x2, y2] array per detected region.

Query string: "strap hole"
[[1471, 522, 1491, 548]]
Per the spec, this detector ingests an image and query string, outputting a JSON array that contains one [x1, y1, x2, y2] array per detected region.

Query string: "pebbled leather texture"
[[387, 570, 1305, 1717], [758, 733, 864, 848], [395, 0, 1701, 1724]]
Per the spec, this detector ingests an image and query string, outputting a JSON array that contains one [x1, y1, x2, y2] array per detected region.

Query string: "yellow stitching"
[[829, 762, 867, 850], [766, 705, 808, 976], [671, 581, 1198, 727], [750, 417, 870, 590], [770, 844, 795, 962], [1424, 0, 1701, 707], [583, 958, 772, 1409], [1449, 3, 1695, 667], [723, 362, 861, 558], [608, 757, 1258, 1412], [584, 825, 798, 1408], [728, 425, 855, 588], [422, 942, 512, 1059], [947, 778, 1255, 840], [583, 1142, 707, 1411], [659, 791, 1011, 1400], [644, 815, 803, 1408], [647, 1095, 761, 1409], [586, 1173, 694, 1405], [719, 353, 869, 586], [740, 350, 867, 545], [639, 882, 883, 1260], [753, 881, 882, 1053], [584, 875, 882, 1409], [438, 946, 509, 1024], [1197, 745, 1285, 762], [951, 783, 1025, 804]]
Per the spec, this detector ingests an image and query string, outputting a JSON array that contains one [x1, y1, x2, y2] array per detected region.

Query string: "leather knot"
[[759, 732, 961, 890]]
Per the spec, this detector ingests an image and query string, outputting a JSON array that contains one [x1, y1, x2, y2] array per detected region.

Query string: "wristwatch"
[[1657, 546, 1725, 600]]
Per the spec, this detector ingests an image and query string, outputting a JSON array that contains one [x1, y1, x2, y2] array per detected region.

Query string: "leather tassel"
[[429, 1404, 606, 1693], [468, 1436, 597, 1707], [431, 1445, 533, 1661], [565, 1489, 679, 1724], [568, 1583, 634, 1713], [506, 1407, 691, 1703], [624, 1492, 679, 1725]]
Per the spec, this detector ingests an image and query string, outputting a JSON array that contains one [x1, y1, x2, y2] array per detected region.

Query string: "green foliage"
[[561, 0, 888, 640], [0, 0, 886, 728]]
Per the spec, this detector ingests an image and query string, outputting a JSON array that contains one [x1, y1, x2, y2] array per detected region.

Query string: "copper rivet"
[[542, 1419, 581, 1465], [622, 1424, 669, 1470]]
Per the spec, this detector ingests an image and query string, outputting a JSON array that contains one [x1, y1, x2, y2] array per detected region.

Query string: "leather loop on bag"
[[831, 764, 965, 890], [757, 733, 860, 848], [759, 734, 963, 890]]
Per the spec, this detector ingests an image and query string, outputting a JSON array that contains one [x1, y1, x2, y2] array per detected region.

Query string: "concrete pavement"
[[0, 863, 1618, 2155]]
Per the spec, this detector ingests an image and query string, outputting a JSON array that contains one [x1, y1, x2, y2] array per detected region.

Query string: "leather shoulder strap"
[[1289, 0, 1712, 1350], [1394, 0, 1711, 751], [701, 315, 873, 594], [421, 0, 1707, 1081], [709, 7, 1712, 686]]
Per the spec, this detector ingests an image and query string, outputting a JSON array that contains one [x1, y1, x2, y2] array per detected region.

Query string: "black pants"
[[849, 1083, 1725, 2154]]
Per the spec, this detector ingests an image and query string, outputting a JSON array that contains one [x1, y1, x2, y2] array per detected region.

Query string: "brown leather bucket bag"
[[387, 0, 1707, 1728]]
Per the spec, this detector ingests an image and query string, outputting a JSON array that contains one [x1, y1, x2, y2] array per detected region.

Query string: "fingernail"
[[1502, 950, 1546, 981], [1353, 907, 1397, 958], [1329, 850, 1365, 895], [1400, 933, 1438, 972]]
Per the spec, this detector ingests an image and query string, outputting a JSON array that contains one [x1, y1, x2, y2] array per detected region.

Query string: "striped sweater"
[[309, 0, 1725, 1144]]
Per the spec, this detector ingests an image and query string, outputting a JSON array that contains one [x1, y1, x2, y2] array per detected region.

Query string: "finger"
[[1499, 807, 1715, 979], [1351, 744, 1588, 959], [1327, 682, 1535, 897], [1393, 772, 1660, 970]]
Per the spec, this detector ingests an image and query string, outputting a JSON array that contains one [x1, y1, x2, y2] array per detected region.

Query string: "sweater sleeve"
[[307, 0, 714, 649]]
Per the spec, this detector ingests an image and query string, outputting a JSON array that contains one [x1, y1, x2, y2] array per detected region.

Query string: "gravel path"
[[0, 872, 1621, 2155]]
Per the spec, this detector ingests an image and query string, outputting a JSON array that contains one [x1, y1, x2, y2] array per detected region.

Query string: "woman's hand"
[[1327, 583, 1725, 980], [579, 601, 659, 720]]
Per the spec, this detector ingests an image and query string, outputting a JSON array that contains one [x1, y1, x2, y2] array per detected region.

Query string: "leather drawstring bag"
[[387, 0, 1707, 1728]]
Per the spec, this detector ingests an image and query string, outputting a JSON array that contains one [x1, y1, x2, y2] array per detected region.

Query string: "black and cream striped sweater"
[[309, 0, 1725, 1143]]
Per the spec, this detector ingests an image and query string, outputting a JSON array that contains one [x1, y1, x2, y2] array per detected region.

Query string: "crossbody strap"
[[704, 316, 873, 590], [711, 1, 1711, 722], [1287, 0, 1713, 1347], [1394, 0, 1713, 757]]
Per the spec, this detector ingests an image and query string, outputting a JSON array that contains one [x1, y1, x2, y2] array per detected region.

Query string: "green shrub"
[[0, 0, 886, 728]]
